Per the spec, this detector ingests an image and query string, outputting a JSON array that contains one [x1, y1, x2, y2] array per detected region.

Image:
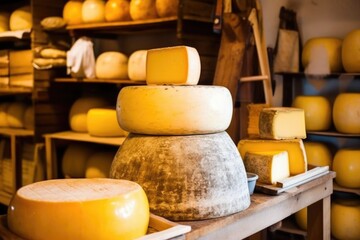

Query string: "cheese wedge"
[[238, 139, 307, 175], [259, 107, 306, 139], [243, 151, 290, 185], [87, 108, 128, 137], [146, 45, 201, 85], [7, 178, 149, 240]]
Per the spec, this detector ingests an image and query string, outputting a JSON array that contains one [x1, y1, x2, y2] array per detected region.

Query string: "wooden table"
[[176, 172, 335, 240]]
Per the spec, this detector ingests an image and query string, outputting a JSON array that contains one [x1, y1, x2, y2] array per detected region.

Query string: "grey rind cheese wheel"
[[110, 131, 250, 220]]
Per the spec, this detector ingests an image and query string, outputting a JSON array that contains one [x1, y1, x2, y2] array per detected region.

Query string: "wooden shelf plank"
[[333, 182, 360, 196], [0, 128, 34, 137], [54, 78, 145, 85], [307, 131, 360, 138], [0, 85, 32, 95]]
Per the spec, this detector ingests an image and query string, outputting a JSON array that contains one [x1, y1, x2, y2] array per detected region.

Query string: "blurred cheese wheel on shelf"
[[9, 6, 32, 31], [342, 29, 360, 73], [130, 0, 158, 21], [0, 102, 10, 127], [7, 178, 150, 240], [331, 198, 360, 240], [85, 151, 116, 178], [332, 148, 360, 188], [6, 102, 27, 128], [82, 0, 106, 23], [301, 37, 342, 73], [63, 0, 83, 25], [61, 143, 96, 178], [292, 95, 331, 131], [155, 0, 178, 17], [69, 97, 109, 132], [87, 108, 128, 137], [294, 207, 307, 230], [105, 0, 131, 22], [333, 93, 360, 134], [304, 141, 332, 168], [95, 51, 128, 79], [117, 85, 233, 135], [0, 12, 10, 32], [23, 105, 34, 130], [128, 50, 147, 81]]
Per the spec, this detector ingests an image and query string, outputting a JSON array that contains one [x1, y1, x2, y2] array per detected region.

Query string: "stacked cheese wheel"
[[111, 45, 250, 221], [0, 102, 33, 130], [238, 107, 308, 185]]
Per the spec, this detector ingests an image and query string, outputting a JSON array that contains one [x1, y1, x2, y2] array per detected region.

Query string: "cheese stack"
[[238, 107, 308, 185], [111, 45, 250, 221]]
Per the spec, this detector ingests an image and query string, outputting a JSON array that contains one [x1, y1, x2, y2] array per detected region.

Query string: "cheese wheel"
[[304, 141, 332, 168], [63, 1, 83, 25], [292, 95, 332, 131], [342, 29, 360, 73], [87, 108, 128, 137], [155, 0, 178, 17], [69, 97, 109, 132], [128, 50, 147, 81], [238, 139, 307, 176], [61, 143, 96, 178], [9, 6, 32, 31], [129, 0, 158, 21], [85, 151, 116, 178], [95, 52, 128, 79], [7, 178, 149, 240], [332, 148, 360, 188], [0, 102, 10, 127], [243, 151, 290, 185], [146, 46, 201, 85], [117, 85, 233, 135], [105, 0, 132, 22], [82, 0, 106, 23], [333, 93, 360, 134], [247, 103, 270, 137], [0, 12, 10, 32], [23, 105, 34, 130], [110, 131, 250, 220], [259, 107, 306, 140], [6, 102, 27, 128], [295, 207, 307, 230]]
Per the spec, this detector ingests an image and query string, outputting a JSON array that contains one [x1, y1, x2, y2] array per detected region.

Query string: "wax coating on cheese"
[[87, 108, 128, 137]]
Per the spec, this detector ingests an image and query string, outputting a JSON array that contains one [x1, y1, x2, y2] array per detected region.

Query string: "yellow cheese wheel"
[[0, 102, 10, 128], [6, 102, 27, 128], [63, 1, 83, 25], [87, 108, 128, 137], [85, 151, 116, 178], [155, 0, 178, 17], [7, 178, 149, 240], [332, 148, 360, 188], [294, 207, 307, 230], [130, 0, 158, 21], [105, 0, 131, 22], [331, 198, 360, 240], [95, 52, 128, 79], [342, 29, 360, 73], [292, 95, 331, 131], [304, 141, 332, 168], [117, 85, 233, 135], [61, 143, 96, 178], [0, 12, 10, 32], [301, 37, 342, 73], [82, 0, 106, 23], [69, 97, 109, 132], [9, 6, 32, 31], [128, 50, 147, 81], [333, 93, 360, 134]]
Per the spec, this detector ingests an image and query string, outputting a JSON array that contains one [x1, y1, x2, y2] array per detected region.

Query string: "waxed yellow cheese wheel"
[[294, 207, 307, 230], [0, 12, 10, 32], [155, 0, 178, 17], [82, 0, 106, 23], [130, 0, 158, 21], [342, 29, 360, 73], [304, 141, 332, 168], [105, 0, 131, 22], [85, 151, 116, 178], [333, 93, 360, 134], [332, 148, 360, 188], [63, 1, 83, 25], [9, 6, 32, 31]]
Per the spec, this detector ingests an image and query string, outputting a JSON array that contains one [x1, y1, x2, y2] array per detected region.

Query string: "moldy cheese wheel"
[[117, 85, 233, 135], [7, 178, 150, 240]]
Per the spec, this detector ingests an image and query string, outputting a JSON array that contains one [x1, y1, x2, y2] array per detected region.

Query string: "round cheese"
[[105, 0, 131, 22], [9, 6, 32, 31], [128, 50, 147, 81], [63, 1, 83, 25], [69, 97, 109, 132], [95, 52, 128, 79], [332, 148, 360, 188], [87, 108, 128, 137], [155, 0, 178, 17], [85, 151, 116, 178], [333, 93, 360, 134], [0, 102, 10, 127], [292, 95, 331, 131], [6, 102, 27, 128], [61, 143, 96, 178], [82, 0, 106, 23], [304, 141, 332, 168], [342, 29, 360, 73], [23, 105, 34, 130], [7, 178, 149, 240], [129, 0, 158, 21], [117, 85, 233, 135], [110, 131, 250, 220], [0, 12, 10, 32], [294, 207, 307, 230], [331, 198, 360, 240]]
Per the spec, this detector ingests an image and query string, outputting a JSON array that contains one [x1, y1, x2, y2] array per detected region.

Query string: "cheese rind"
[[259, 107, 306, 140], [238, 139, 307, 175], [87, 108, 128, 137], [146, 46, 201, 85], [243, 151, 290, 185], [128, 50, 147, 81], [117, 85, 233, 135], [95, 52, 128, 79], [85, 151, 116, 178], [6, 102, 27, 128], [7, 178, 149, 240]]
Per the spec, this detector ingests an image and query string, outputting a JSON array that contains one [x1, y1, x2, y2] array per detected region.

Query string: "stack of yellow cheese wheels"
[[111, 45, 250, 221]]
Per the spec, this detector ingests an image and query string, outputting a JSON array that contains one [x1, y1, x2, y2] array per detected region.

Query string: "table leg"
[[307, 195, 331, 240]]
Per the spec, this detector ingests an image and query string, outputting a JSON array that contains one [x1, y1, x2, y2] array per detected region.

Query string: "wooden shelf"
[[307, 131, 360, 138], [54, 78, 145, 85], [0, 128, 34, 137], [333, 182, 360, 196], [0, 191, 12, 206], [0, 85, 32, 95], [0, 29, 31, 42]]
